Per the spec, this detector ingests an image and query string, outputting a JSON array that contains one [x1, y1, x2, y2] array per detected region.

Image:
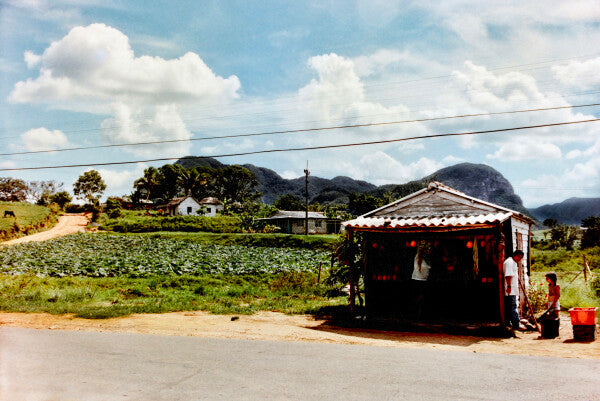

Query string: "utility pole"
[[304, 161, 310, 235]]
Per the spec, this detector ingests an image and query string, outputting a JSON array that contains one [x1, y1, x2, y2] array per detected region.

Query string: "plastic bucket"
[[568, 307, 598, 326], [540, 317, 559, 339]]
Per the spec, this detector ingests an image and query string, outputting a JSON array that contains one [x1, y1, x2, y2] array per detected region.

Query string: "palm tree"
[[134, 167, 159, 202], [177, 168, 203, 197]]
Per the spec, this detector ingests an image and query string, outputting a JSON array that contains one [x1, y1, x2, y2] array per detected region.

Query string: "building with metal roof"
[[341, 181, 534, 327]]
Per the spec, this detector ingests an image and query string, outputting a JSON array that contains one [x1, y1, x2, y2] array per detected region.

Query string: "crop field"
[[0, 233, 330, 277], [0, 233, 344, 317]]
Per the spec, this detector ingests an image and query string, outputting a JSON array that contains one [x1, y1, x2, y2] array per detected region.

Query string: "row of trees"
[[131, 164, 260, 209], [0, 177, 72, 207], [541, 218, 600, 250]]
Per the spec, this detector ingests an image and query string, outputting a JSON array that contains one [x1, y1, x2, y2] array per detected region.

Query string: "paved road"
[[1, 327, 599, 401]]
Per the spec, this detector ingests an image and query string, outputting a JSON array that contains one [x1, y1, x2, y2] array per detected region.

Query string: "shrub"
[[527, 280, 548, 314]]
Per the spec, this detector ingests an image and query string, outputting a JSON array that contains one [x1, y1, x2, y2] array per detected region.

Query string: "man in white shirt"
[[503, 249, 524, 330]]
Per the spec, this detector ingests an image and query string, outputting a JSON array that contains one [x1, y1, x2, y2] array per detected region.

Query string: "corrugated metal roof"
[[343, 212, 513, 230]]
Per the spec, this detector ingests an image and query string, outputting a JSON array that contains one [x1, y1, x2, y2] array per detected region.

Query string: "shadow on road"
[[306, 305, 513, 348]]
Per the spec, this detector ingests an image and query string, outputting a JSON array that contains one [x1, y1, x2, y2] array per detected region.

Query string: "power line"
[[2, 102, 599, 157], [1, 118, 598, 172]]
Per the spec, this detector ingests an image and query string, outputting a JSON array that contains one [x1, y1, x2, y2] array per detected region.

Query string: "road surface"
[[1, 327, 599, 400], [1, 213, 88, 245]]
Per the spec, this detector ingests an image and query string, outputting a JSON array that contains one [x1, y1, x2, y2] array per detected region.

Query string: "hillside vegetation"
[[0, 202, 57, 241]]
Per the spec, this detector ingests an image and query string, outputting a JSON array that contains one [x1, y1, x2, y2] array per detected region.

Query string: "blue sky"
[[1, 0, 600, 207]]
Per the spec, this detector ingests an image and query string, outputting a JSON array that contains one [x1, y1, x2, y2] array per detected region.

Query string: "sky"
[[1, 0, 599, 208]]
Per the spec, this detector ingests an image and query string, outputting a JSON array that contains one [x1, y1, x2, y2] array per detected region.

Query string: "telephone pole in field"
[[304, 161, 310, 235]]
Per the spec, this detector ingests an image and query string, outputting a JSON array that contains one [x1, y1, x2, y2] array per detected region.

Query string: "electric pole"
[[304, 161, 310, 235]]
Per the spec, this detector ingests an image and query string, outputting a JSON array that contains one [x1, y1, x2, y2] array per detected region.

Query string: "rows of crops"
[[0, 233, 330, 277]]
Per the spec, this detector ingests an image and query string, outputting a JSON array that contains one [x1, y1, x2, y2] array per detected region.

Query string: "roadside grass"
[[0, 202, 57, 241], [0, 273, 347, 319]]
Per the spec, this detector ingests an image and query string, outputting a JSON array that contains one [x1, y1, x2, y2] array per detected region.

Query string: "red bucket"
[[568, 307, 598, 326]]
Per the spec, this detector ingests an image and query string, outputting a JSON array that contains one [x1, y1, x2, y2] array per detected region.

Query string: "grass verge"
[[0, 202, 57, 241], [0, 273, 347, 319]]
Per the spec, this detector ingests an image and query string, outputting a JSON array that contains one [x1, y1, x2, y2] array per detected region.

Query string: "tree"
[[0, 177, 28, 201], [177, 168, 203, 197], [543, 218, 559, 228], [133, 167, 159, 202], [73, 170, 106, 205], [348, 192, 383, 216], [550, 224, 579, 250], [49, 191, 72, 209], [27, 180, 64, 205], [274, 194, 305, 211], [216, 165, 260, 207], [105, 197, 123, 218], [154, 164, 185, 201], [581, 216, 600, 249]]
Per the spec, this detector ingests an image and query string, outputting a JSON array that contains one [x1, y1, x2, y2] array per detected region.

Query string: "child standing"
[[545, 272, 561, 318]]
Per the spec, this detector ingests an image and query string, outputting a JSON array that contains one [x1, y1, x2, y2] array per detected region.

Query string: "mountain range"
[[176, 156, 600, 225]]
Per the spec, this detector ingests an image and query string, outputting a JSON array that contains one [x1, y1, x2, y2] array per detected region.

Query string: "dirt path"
[[1, 311, 597, 359], [1, 213, 88, 245]]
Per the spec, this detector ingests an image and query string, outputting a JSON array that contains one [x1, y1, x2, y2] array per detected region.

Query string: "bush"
[[100, 215, 243, 233], [527, 280, 548, 314]]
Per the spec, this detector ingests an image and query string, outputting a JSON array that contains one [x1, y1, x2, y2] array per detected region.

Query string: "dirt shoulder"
[[1, 311, 597, 359], [1, 213, 88, 245]]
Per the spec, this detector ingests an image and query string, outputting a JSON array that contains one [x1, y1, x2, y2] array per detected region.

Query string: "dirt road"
[[1, 311, 597, 359], [1, 213, 88, 246]]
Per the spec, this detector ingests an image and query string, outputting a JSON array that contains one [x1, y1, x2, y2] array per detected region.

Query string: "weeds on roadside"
[[0, 273, 346, 319]]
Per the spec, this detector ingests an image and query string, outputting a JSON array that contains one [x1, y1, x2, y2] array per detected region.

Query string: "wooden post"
[[583, 255, 588, 282], [317, 261, 322, 284]]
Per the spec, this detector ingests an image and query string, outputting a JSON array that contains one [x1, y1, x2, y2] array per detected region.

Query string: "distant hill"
[[176, 156, 376, 204], [529, 198, 600, 225], [176, 158, 532, 216]]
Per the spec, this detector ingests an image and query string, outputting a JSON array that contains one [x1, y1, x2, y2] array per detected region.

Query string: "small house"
[[258, 210, 331, 234], [199, 197, 224, 217], [342, 181, 534, 326], [166, 196, 202, 216]]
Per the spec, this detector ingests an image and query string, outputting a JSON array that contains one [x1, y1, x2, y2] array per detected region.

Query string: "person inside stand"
[[503, 249, 526, 331], [412, 241, 431, 319], [545, 272, 561, 318]]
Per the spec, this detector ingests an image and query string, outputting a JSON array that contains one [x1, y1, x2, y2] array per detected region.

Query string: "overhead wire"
[[1, 102, 599, 157], [1, 118, 598, 171]]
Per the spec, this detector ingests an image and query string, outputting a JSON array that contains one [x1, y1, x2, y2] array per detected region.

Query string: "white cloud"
[[100, 102, 191, 157], [487, 141, 562, 161], [97, 163, 147, 196], [24, 51, 41, 68], [553, 56, 600, 89], [355, 151, 442, 184], [9, 23, 240, 108], [9, 24, 242, 158], [443, 155, 464, 164], [281, 170, 301, 179], [519, 136, 600, 205], [21, 127, 69, 151]]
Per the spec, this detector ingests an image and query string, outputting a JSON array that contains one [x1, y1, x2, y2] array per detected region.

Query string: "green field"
[[529, 246, 600, 311], [0, 232, 345, 318], [0, 201, 57, 241]]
